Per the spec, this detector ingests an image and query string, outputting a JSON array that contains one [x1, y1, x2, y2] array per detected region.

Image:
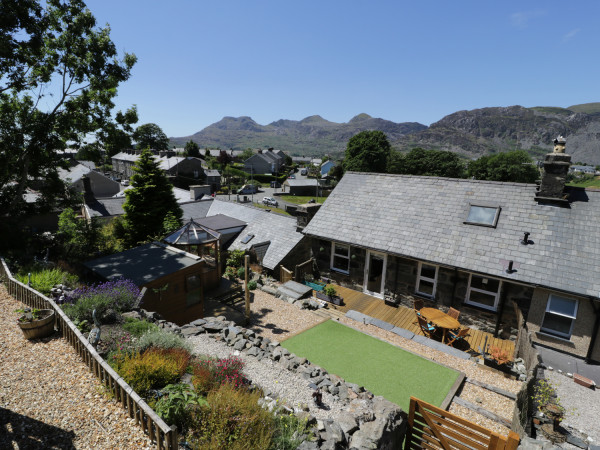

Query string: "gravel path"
[[189, 333, 347, 420], [0, 285, 152, 450], [546, 370, 600, 444]]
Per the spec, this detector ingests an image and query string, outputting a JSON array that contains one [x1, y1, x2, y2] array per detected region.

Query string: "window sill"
[[536, 331, 574, 344], [463, 301, 498, 313], [330, 268, 350, 275]]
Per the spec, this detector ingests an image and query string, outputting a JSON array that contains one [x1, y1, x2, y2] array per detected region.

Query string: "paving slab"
[[277, 281, 313, 300]]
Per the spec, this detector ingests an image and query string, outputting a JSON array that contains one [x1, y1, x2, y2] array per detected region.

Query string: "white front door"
[[364, 250, 387, 299]]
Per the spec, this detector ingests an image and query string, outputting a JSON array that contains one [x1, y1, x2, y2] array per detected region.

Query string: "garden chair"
[[446, 327, 470, 347], [447, 307, 460, 320], [416, 314, 437, 339]]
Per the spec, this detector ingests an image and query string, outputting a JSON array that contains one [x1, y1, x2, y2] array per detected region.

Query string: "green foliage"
[[112, 347, 191, 397], [239, 149, 254, 161], [97, 218, 125, 255], [162, 211, 182, 235], [16, 267, 78, 295], [155, 383, 208, 431], [248, 280, 257, 291], [343, 131, 391, 173], [135, 329, 192, 353], [271, 413, 313, 450], [252, 173, 288, 183], [236, 266, 247, 279], [226, 249, 246, 268], [187, 383, 274, 450], [57, 208, 100, 261], [133, 123, 169, 150], [0, 0, 136, 218], [467, 150, 539, 183], [224, 266, 237, 281], [122, 148, 183, 246], [324, 285, 337, 297], [389, 148, 466, 178], [184, 140, 200, 157], [122, 318, 160, 337]]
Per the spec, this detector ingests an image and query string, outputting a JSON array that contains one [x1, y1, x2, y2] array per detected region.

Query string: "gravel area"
[[0, 285, 152, 450], [546, 370, 600, 444], [188, 333, 347, 420]]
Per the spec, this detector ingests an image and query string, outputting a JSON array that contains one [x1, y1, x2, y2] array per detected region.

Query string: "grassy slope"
[[279, 195, 326, 205], [567, 102, 600, 115], [281, 320, 459, 411], [567, 176, 600, 188]]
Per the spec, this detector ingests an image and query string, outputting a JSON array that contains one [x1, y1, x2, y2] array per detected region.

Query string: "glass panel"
[[468, 290, 496, 308], [333, 255, 349, 272], [334, 244, 349, 257], [420, 264, 436, 279], [366, 255, 384, 293], [418, 280, 434, 296], [186, 274, 201, 291], [186, 290, 201, 306], [470, 276, 500, 293], [548, 296, 577, 317], [542, 313, 573, 337], [467, 206, 497, 225]]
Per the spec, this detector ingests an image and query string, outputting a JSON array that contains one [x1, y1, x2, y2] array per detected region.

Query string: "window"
[[465, 205, 500, 227], [541, 295, 578, 339], [465, 274, 502, 311], [416, 263, 438, 298], [193, 170, 199, 178], [186, 274, 202, 306], [330, 242, 350, 274]]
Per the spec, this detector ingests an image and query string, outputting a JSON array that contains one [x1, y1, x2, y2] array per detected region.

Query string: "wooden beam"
[[452, 397, 512, 429], [465, 377, 517, 400]]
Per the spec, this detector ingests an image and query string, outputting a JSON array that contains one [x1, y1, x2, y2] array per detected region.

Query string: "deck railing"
[[0, 258, 178, 449]]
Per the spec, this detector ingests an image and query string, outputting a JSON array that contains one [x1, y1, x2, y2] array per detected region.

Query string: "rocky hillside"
[[170, 114, 426, 156], [171, 103, 600, 164]]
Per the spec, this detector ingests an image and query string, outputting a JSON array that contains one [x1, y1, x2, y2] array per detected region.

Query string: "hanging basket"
[[18, 309, 56, 339]]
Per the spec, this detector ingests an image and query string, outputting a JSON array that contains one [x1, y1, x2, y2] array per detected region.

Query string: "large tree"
[[467, 150, 539, 183], [133, 123, 169, 150], [343, 130, 391, 173], [184, 140, 200, 157], [0, 0, 136, 218], [389, 148, 466, 178], [121, 148, 182, 246]]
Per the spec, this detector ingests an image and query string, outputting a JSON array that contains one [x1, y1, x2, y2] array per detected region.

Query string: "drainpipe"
[[585, 298, 600, 364], [494, 284, 509, 338]]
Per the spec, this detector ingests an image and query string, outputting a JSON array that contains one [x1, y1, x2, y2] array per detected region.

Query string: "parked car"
[[300, 168, 308, 176], [237, 184, 258, 195], [262, 197, 278, 207], [122, 179, 130, 186], [288, 174, 296, 179]]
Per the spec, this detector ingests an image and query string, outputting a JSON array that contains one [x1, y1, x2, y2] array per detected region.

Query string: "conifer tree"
[[122, 148, 182, 245]]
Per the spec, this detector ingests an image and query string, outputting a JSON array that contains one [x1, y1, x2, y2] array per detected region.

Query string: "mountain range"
[[170, 103, 600, 165]]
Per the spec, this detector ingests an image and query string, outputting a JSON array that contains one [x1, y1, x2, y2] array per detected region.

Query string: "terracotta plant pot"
[[18, 309, 55, 339]]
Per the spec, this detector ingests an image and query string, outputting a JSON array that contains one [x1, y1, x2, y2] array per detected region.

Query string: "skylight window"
[[465, 205, 500, 227], [241, 234, 255, 244]]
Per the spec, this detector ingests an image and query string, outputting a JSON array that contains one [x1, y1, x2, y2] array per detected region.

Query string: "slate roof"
[[85, 197, 127, 218], [285, 178, 319, 187], [180, 200, 214, 220], [196, 214, 246, 231], [84, 242, 202, 287], [303, 172, 600, 298], [58, 163, 91, 183], [206, 200, 304, 270]]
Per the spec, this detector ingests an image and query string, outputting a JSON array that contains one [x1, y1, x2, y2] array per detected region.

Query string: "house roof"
[[205, 169, 221, 177], [57, 163, 91, 183], [285, 178, 319, 187], [196, 214, 246, 231], [85, 197, 127, 218], [84, 242, 202, 286], [180, 200, 214, 220], [303, 172, 600, 299]]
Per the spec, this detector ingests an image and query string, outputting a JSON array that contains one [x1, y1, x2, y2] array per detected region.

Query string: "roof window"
[[241, 233, 255, 244], [465, 204, 500, 227]]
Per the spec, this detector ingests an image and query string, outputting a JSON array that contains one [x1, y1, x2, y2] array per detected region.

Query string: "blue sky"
[[86, 1, 600, 137]]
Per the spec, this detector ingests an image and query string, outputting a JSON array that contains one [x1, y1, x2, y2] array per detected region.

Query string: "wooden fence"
[[0, 258, 178, 449], [294, 257, 314, 282], [406, 397, 520, 450]]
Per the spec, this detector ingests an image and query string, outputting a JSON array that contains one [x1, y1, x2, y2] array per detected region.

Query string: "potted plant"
[[483, 346, 513, 373], [16, 307, 56, 339], [316, 285, 343, 306]]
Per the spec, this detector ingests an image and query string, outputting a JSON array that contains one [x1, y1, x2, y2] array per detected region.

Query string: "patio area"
[[325, 285, 515, 362]]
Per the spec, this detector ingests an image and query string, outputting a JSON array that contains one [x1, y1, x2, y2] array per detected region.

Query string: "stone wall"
[[526, 288, 595, 359], [312, 239, 366, 291]]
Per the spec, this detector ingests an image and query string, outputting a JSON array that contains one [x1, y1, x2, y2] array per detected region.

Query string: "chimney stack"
[[535, 136, 571, 204], [81, 175, 95, 204]]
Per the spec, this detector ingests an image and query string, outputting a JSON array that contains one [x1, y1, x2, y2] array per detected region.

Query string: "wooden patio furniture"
[[446, 327, 470, 347], [416, 314, 438, 339], [447, 307, 460, 320]]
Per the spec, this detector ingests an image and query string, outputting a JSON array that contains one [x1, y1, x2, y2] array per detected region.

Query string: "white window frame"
[[465, 274, 502, 311], [416, 262, 438, 299], [330, 242, 350, 274], [540, 295, 578, 340]]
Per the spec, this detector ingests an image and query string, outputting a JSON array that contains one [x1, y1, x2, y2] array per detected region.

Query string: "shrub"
[[114, 347, 191, 397], [155, 383, 208, 432], [236, 266, 246, 279], [226, 249, 246, 268], [61, 279, 139, 324], [271, 412, 312, 450], [192, 356, 246, 395], [16, 267, 78, 295], [324, 285, 337, 297], [187, 383, 273, 450], [248, 280, 257, 291], [123, 318, 159, 337], [224, 266, 237, 280], [135, 329, 192, 353]]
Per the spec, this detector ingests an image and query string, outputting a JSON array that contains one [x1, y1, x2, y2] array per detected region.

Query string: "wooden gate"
[[405, 397, 519, 450], [280, 265, 293, 283]]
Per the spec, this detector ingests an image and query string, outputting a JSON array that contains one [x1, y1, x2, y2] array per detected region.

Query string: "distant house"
[[303, 137, 600, 362], [58, 162, 120, 198], [243, 149, 285, 174], [320, 160, 335, 177], [570, 165, 596, 175], [84, 242, 208, 325], [284, 178, 320, 196]]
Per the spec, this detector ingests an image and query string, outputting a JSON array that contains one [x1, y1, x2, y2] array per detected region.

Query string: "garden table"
[[420, 307, 460, 343]]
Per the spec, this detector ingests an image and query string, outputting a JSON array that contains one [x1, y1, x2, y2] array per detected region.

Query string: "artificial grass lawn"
[[282, 320, 459, 411]]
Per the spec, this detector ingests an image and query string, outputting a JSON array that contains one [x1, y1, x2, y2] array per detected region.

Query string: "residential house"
[[243, 149, 285, 174], [84, 242, 209, 325], [284, 178, 320, 196], [58, 162, 120, 198], [320, 160, 335, 177], [303, 137, 600, 362], [569, 165, 596, 175]]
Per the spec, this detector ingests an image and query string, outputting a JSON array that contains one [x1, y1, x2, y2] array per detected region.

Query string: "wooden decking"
[[328, 285, 515, 361]]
